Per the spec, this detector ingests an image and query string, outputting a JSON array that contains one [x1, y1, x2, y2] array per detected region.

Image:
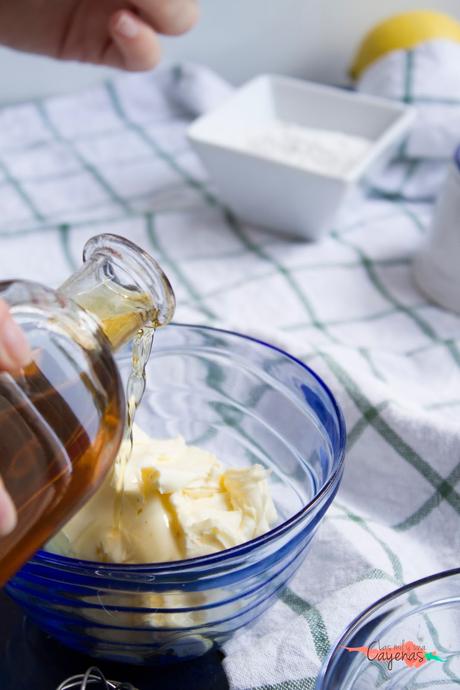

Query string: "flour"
[[236, 123, 372, 178]]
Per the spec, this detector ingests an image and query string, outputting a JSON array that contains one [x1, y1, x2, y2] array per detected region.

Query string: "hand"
[[0, 299, 31, 536], [0, 0, 199, 72]]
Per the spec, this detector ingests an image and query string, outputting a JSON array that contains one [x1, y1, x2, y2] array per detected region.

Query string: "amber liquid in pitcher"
[[0, 288, 158, 586], [0, 232, 175, 586], [0, 333, 123, 585]]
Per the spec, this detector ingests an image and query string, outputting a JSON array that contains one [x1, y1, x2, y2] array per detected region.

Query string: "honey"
[[0, 234, 175, 585]]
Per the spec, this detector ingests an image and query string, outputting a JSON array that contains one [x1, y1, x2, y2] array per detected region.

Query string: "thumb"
[[106, 10, 161, 71], [0, 300, 31, 372], [0, 478, 16, 537]]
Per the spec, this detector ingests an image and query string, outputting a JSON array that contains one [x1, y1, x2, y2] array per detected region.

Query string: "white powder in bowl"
[[236, 123, 372, 178]]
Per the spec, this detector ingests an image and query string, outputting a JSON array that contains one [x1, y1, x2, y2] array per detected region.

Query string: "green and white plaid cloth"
[[0, 50, 459, 690]]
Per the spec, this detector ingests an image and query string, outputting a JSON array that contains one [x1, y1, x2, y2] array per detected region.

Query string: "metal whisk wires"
[[57, 666, 138, 690]]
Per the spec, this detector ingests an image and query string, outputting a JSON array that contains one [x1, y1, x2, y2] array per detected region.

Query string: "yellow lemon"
[[350, 10, 460, 79]]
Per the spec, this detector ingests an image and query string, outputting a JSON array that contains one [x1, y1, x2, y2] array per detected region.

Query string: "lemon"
[[350, 10, 460, 79]]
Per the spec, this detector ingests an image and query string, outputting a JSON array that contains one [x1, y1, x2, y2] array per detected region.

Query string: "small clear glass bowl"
[[317, 568, 460, 689], [7, 324, 346, 665]]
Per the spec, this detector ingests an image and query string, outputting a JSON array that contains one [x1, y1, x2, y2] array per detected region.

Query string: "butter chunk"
[[141, 444, 221, 494], [222, 465, 278, 538], [54, 425, 277, 565]]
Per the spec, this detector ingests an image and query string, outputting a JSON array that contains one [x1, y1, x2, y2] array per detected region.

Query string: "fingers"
[[0, 300, 31, 372], [105, 1, 198, 72], [0, 301, 22, 538], [107, 10, 161, 71], [133, 0, 199, 36], [0, 477, 16, 537]]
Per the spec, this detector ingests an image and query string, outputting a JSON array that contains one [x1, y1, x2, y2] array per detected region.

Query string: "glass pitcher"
[[0, 234, 175, 586]]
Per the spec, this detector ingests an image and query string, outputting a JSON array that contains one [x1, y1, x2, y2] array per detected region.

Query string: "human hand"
[[0, 0, 199, 72], [0, 299, 31, 536]]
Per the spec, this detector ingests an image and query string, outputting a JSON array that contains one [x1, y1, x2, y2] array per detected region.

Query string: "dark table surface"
[[0, 591, 229, 690]]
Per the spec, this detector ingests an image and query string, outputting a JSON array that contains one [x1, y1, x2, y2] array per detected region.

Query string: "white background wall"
[[0, 0, 460, 103]]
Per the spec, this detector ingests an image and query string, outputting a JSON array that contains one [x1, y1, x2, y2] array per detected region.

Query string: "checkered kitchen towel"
[[1, 44, 460, 689]]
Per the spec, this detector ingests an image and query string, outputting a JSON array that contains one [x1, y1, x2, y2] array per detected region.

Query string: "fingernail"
[[114, 13, 140, 39], [2, 316, 31, 368], [0, 479, 17, 537]]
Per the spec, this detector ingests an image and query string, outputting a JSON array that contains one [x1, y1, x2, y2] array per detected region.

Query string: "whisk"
[[56, 666, 139, 690]]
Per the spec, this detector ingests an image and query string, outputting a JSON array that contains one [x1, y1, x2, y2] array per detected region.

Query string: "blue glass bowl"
[[7, 324, 346, 665], [317, 568, 460, 689]]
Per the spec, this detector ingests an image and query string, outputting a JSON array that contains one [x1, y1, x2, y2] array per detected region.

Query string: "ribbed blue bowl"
[[316, 568, 460, 689], [7, 324, 346, 665]]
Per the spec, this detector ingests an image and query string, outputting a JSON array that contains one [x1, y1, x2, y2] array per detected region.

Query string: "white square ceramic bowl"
[[188, 75, 415, 240]]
